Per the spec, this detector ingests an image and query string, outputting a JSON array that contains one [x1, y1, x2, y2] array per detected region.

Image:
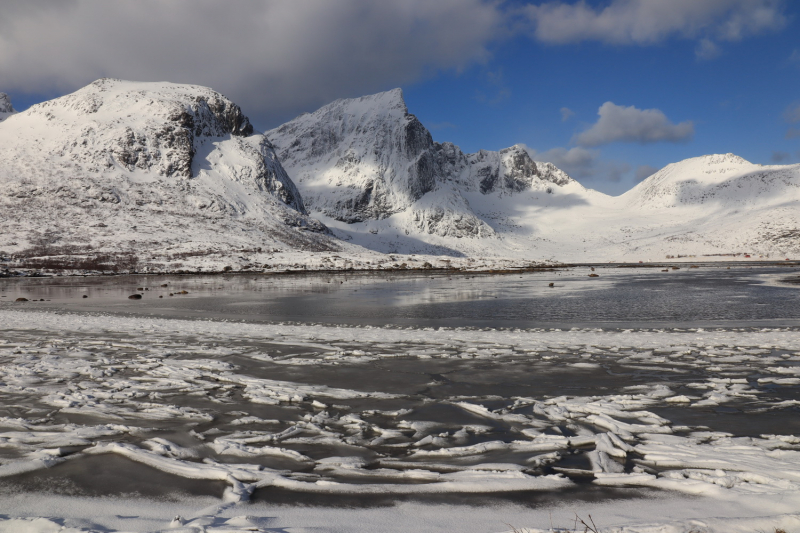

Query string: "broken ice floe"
[[0, 308, 798, 507]]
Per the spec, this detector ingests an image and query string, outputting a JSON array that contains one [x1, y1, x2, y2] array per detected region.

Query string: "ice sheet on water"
[[1, 308, 800, 530]]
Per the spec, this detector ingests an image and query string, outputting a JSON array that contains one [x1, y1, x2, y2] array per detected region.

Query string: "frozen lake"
[[1, 265, 800, 532]]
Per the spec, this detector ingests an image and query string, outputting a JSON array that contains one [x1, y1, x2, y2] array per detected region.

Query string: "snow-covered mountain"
[[1, 81, 797, 269], [269, 89, 800, 261], [267, 89, 603, 256], [615, 153, 800, 259], [624, 153, 795, 208], [0, 79, 352, 270]]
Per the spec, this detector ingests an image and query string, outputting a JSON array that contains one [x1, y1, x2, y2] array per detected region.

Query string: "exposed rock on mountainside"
[[268, 89, 436, 223], [0, 93, 15, 122], [0, 79, 344, 270]]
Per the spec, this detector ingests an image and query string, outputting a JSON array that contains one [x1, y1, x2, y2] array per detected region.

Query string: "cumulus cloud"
[[0, 0, 789, 129], [573, 102, 694, 147], [560, 107, 575, 121], [0, 0, 502, 127], [635, 165, 660, 182], [527, 146, 630, 183], [524, 0, 787, 47], [786, 129, 800, 139], [0, 0, 787, 130]]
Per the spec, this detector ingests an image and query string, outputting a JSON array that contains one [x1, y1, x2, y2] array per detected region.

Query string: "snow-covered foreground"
[[1, 304, 800, 532]]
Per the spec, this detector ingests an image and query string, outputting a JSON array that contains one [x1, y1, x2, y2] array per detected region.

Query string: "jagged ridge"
[[267, 89, 584, 247]]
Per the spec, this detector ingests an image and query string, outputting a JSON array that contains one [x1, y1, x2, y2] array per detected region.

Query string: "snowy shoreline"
[[2, 255, 799, 280]]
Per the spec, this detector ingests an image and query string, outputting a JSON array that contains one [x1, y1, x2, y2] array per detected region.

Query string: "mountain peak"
[[660, 153, 756, 178], [47, 79, 254, 138], [688, 153, 752, 167], [14, 79, 258, 180], [317, 87, 408, 119], [624, 152, 771, 209], [267, 86, 436, 224], [360, 87, 405, 104]]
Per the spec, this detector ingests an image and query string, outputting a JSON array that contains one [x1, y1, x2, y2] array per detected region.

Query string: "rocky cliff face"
[[26, 79, 298, 202], [0, 79, 340, 265], [0, 93, 15, 122], [268, 89, 439, 223], [267, 89, 585, 248]]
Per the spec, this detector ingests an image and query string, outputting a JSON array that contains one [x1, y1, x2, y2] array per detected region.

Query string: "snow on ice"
[[0, 308, 799, 531]]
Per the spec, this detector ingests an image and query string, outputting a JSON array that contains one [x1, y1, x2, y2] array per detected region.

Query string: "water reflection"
[[2, 265, 799, 328]]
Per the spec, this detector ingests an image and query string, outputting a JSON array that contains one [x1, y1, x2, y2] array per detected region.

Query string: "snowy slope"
[[269, 89, 800, 261], [0, 80, 355, 269], [613, 154, 800, 259], [469, 153, 800, 261]]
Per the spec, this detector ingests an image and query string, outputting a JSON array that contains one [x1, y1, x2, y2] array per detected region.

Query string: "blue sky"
[[1, 0, 798, 194], [402, 2, 800, 194]]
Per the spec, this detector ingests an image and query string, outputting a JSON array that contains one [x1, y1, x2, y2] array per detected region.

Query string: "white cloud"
[[574, 102, 694, 147], [527, 146, 630, 183], [0, 0, 786, 131], [524, 0, 786, 54], [560, 107, 575, 121], [0, 0, 788, 129], [0, 0, 503, 127]]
